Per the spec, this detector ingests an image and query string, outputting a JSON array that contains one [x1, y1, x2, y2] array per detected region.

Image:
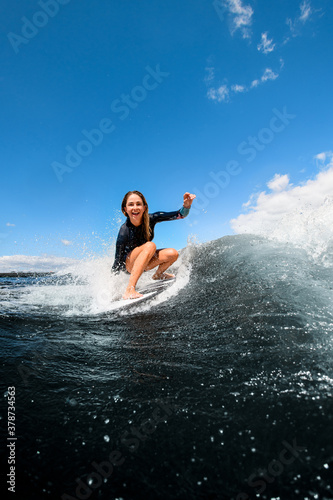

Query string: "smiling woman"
[[111, 190, 196, 299]]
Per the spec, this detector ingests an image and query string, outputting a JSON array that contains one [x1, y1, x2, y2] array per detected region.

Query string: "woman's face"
[[124, 194, 146, 226]]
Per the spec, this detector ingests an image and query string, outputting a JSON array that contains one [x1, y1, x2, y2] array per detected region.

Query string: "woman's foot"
[[152, 272, 175, 281], [122, 286, 143, 300]]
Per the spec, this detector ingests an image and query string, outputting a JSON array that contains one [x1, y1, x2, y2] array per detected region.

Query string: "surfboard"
[[137, 276, 176, 295], [109, 277, 176, 311]]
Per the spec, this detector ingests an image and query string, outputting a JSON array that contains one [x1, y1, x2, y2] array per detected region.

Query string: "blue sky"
[[1, 0, 333, 265]]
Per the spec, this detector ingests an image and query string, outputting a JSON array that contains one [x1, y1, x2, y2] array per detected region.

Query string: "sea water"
[[0, 215, 332, 499]]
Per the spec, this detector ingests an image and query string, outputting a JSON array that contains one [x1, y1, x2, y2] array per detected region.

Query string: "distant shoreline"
[[0, 272, 55, 278]]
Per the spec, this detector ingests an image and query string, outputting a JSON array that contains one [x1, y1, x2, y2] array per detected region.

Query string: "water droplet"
[[67, 398, 77, 407]]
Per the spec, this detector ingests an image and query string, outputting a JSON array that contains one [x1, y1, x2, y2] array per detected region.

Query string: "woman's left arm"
[[151, 193, 196, 223]]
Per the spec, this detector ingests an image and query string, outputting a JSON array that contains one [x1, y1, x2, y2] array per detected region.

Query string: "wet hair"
[[121, 190, 151, 242]]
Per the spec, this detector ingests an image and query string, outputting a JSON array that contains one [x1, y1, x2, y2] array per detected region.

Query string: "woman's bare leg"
[[123, 245, 178, 299], [145, 248, 179, 280], [123, 242, 157, 299]]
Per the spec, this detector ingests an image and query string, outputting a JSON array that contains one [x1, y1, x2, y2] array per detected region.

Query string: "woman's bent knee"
[[167, 248, 178, 260], [145, 241, 156, 252]]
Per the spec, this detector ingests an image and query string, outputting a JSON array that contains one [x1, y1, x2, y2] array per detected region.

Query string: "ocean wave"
[[1, 235, 332, 336]]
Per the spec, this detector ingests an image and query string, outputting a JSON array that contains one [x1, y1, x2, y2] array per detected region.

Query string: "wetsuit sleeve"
[[112, 224, 129, 273], [151, 206, 190, 223]]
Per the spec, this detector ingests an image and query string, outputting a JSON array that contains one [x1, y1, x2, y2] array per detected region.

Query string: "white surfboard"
[[109, 277, 176, 311]]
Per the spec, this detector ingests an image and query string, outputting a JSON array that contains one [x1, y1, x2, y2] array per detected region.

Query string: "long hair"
[[121, 190, 151, 241]]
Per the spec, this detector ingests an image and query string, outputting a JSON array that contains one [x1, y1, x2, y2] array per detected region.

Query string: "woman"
[[112, 191, 196, 299]]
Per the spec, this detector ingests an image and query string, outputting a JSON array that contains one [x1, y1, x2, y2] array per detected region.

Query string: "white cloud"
[[251, 67, 279, 88], [224, 0, 254, 38], [230, 156, 333, 250], [250, 79, 259, 88], [314, 150, 333, 165], [61, 239, 73, 246], [207, 84, 230, 102], [207, 67, 279, 103], [204, 66, 215, 83], [300, 0, 311, 22], [0, 255, 78, 273], [257, 32, 275, 54], [285, 0, 312, 40], [267, 173, 291, 192], [286, 17, 295, 35], [6, 222, 15, 227], [231, 84, 246, 93], [261, 68, 279, 82], [315, 152, 327, 162]]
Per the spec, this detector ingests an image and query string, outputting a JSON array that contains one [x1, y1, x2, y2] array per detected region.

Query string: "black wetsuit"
[[112, 207, 190, 273]]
